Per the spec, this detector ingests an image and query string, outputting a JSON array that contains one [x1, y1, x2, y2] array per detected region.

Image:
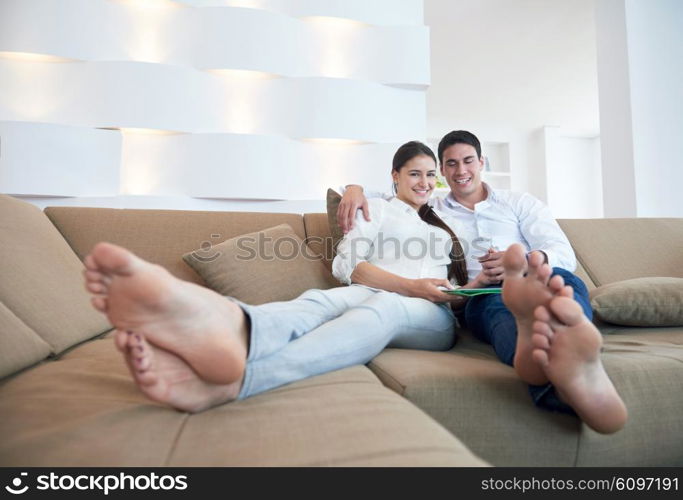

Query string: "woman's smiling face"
[[392, 154, 437, 210]]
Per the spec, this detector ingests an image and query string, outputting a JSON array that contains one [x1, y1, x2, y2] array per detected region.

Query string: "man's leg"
[[240, 294, 456, 399]]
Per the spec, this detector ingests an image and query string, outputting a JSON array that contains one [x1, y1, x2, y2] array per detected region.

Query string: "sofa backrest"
[[45, 207, 309, 285], [558, 218, 683, 287], [0, 195, 112, 378]]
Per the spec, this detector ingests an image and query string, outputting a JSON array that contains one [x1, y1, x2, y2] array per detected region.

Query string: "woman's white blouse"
[[332, 198, 453, 285]]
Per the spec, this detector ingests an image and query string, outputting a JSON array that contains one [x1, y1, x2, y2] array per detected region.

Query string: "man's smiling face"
[[440, 143, 485, 201]]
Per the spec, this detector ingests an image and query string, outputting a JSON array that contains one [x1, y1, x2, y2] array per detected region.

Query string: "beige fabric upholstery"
[[183, 224, 339, 305], [591, 277, 683, 326], [303, 212, 336, 271], [0, 301, 51, 379], [0, 338, 487, 467], [0, 195, 111, 355], [45, 207, 308, 286], [369, 328, 683, 466], [558, 218, 683, 286], [326, 188, 344, 252]]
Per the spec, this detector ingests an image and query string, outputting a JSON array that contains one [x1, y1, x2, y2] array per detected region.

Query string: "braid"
[[418, 205, 468, 286]]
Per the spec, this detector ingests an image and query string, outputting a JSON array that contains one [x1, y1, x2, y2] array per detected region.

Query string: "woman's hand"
[[401, 278, 454, 303]]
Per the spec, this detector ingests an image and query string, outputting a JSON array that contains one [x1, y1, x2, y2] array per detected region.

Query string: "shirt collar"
[[389, 196, 421, 215], [443, 182, 495, 210]]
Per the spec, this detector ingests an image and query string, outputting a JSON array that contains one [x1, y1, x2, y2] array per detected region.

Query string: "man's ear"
[[440, 164, 445, 176]]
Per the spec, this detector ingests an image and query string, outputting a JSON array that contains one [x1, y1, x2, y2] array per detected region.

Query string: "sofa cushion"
[[0, 301, 52, 379], [44, 207, 309, 286], [558, 218, 683, 286], [326, 188, 344, 252], [182, 224, 339, 305], [0, 195, 111, 355], [591, 277, 683, 326], [303, 213, 335, 271], [369, 330, 683, 466], [0, 337, 488, 467]]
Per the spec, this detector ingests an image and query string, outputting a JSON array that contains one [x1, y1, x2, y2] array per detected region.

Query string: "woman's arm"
[[350, 262, 454, 302]]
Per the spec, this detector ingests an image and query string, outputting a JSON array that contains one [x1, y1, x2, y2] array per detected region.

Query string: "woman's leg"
[[240, 293, 456, 399], [238, 285, 377, 362]]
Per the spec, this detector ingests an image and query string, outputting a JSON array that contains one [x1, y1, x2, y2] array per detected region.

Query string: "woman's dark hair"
[[392, 141, 469, 287], [392, 141, 437, 173]]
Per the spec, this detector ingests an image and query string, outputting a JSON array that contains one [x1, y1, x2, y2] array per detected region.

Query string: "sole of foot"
[[86, 242, 249, 384], [121, 330, 241, 413], [531, 296, 628, 434]]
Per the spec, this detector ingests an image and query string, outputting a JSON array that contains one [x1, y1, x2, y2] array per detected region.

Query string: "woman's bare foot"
[[84, 242, 249, 384], [118, 330, 240, 412], [502, 244, 565, 385], [531, 296, 628, 434]]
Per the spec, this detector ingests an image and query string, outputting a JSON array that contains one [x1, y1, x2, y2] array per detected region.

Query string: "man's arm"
[[516, 193, 576, 271], [337, 185, 370, 234]]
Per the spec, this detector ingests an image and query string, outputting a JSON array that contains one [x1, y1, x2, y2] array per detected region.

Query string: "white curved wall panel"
[[0, 0, 429, 86], [121, 133, 397, 199], [0, 121, 120, 196], [182, 0, 424, 27], [0, 61, 425, 142], [0, 0, 429, 202]]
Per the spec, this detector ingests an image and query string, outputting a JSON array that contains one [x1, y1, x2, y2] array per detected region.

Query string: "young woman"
[[83, 142, 478, 411]]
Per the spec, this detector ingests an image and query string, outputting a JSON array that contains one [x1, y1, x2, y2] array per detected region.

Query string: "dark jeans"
[[462, 268, 592, 415]]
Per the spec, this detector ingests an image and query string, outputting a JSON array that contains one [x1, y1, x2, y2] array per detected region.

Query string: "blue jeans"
[[235, 285, 457, 399], [463, 268, 592, 415]]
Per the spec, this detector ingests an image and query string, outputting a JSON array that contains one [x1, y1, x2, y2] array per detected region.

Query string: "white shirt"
[[351, 184, 576, 282], [332, 197, 453, 285]]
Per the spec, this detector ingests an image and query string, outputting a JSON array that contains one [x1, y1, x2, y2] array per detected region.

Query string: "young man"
[[337, 130, 627, 432]]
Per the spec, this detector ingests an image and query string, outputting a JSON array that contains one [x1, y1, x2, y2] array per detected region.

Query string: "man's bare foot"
[[502, 244, 565, 385], [117, 330, 240, 412], [84, 242, 249, 384], [531, 297, 628, 434]]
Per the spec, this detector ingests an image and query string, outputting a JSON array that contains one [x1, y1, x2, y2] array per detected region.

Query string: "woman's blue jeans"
[[462, 268, 592, 415]]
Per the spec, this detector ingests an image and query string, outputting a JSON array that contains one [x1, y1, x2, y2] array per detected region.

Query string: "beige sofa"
[[1, 193, 682, 466]]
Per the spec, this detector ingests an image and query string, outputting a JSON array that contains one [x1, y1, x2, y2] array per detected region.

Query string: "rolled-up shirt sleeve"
[[516, 193, 577, 272], [332, 199, 384, 284]]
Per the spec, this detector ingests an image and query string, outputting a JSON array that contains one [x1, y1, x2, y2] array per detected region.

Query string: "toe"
[[502, 244, 527, 279], [537, 263, 552, 285], [532, 320, 553, 339], [532, 333, 550, 350], [86, 282, 107, 294], [549, 296, 585, 327], [92, 296, 108, 312], [558, 285, 574, 299], [526, 250, 544, 277], [534, 304, 551, 322], [114, 330, 130, 352], [92, 242, 136, 276], [548, 274, 565, 294], [532, 348, 550, 368]]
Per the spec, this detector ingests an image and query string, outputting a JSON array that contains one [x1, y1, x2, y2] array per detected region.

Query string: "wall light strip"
[[0, 51, 78, 63]]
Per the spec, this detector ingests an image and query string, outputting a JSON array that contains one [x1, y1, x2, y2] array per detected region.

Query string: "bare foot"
[[84, 242, 249, 384], [502, 244, 564, 385], [118, 330, 240, 412], [531, 296, 628, 434]]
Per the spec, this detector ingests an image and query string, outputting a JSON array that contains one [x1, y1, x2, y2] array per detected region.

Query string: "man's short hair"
[[437, 130, 482, 164]]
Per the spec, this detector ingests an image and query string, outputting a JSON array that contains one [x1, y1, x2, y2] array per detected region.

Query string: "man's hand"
[[337, 185, 370, 233], [402, 278, 454, 303], [477, 249, 505, 284]]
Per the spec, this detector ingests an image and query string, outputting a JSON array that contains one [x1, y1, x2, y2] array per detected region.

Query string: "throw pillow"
[[183, 223, 338, 305], [590, 277, 683, 327], [326, 188, 344, 253]]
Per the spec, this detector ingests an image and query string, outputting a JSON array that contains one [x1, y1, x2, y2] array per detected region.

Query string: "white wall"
[[626, 0, 683, 217], [426, 0, 601, 213], [0, 0, 428, 212]]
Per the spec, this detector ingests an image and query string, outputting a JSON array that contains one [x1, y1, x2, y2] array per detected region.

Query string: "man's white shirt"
[[344, 184, 576, 283]]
